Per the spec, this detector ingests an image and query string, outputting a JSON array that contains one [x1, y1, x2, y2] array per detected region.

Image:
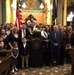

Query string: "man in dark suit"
[[5, 23, 12, 35], [49, 25, 62, 66], [18, 23, 31, 42], [18, 23, 31, 68]]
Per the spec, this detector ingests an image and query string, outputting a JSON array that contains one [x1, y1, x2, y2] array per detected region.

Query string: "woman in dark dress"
[[66, 27, 74, 63], [6, 28, 20, 49], [59, 26, 67, 65], [67, 27, 74, 47], [6, 27, 21, 68]]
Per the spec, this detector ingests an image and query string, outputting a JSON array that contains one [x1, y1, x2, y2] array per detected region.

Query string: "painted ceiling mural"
[[25, 0, 37, 10], [20, 0, 40, 10], [20, 0, 46, 10]]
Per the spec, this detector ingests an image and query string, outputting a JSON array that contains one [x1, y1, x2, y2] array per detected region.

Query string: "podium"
[[0, 50, 11, 75], [29, 37, 43, 67], [69, 48, 74, 75]]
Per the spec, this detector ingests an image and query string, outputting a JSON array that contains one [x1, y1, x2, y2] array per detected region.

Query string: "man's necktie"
[[23, 29, 26, 37], [55, 32, 56, 39]]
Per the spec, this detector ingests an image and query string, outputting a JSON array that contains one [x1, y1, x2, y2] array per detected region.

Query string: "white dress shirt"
[[41, 30, 48, 38]]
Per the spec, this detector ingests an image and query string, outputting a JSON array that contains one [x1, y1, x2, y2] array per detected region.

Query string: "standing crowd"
[[0, 20, 74, 74]]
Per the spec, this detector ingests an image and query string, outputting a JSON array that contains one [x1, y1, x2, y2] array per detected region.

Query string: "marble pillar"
[[6, 0, 11, 23], [57, 0, 63, 24], [0, 0, 2, 24], [63, 0, 67, 26]]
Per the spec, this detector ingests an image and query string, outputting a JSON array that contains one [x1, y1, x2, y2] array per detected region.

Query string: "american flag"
[[15, 1, 22, 30]]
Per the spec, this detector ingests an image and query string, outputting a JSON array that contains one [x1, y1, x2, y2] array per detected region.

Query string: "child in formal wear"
[[20, 37, 30, 68], [11, 42, 19, 74]]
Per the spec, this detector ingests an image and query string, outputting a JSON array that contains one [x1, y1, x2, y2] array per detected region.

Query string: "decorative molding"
[[25, 0, 36, 10], [67, 0, 74, 10], [67, 0, 74, 7], [23, 10, 43, 13], [41, 0, 47, 13], [63, 0, 74, 7], [2, 0, 6, 3]]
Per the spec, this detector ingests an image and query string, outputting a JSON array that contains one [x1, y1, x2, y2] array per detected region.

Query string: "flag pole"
[[52, 0, 57, 25], [16, 0, 19, 8], [55, 18, 57, 25], [17, 0, 19, 3], [15, 0, 20, 30]]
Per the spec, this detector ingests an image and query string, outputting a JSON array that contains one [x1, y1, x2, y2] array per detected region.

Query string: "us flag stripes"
[[15, 0, 22, 30]]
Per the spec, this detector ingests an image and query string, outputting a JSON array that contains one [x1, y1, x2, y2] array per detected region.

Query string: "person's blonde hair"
[[12, 28, 18, 34]]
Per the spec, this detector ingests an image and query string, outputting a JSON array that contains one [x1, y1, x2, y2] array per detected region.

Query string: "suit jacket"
[[20, 43, 30, 56], [18, 29, 31, 42], [49, 30, 62, 48]]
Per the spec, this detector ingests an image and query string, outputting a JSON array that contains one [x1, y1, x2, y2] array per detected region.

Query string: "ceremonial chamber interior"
[[0, 0, 74, 75]]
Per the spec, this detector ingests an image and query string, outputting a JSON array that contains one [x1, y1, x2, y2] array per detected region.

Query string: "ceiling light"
[[11, 2, 16, 9], [22, 2, 27, 8], [39, 3, 44, 9]]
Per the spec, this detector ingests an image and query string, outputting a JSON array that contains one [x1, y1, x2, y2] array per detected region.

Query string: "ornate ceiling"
[[67, 0, 74, 11], [67, 0, 74, 7], [2, 0, 74, 9]]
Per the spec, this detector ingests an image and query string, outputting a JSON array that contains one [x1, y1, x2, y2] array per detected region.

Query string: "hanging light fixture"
[[48, 4, 53, 10], [11, 2, 16, 9], [22, 2, 27, 8], [39, 3, 44, 9], [45, 0, 48, 3], [68, 11, 74, 18], [67, 11, 74, 22]]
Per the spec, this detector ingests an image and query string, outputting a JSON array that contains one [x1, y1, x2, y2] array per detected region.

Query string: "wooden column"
[[6, 0, 11, 23], [10, 0, 13, 23], [41, 0, 47, 24], [46, 0, 51, 24], [57, 0, 63, 24], [63, 0, 67, 26], [12, 0, 17, 24], [0, 0, 2, 24], [47, 0, 51, 25]]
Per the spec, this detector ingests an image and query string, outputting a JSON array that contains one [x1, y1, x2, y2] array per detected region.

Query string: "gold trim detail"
[[26, 0, 36, 10]]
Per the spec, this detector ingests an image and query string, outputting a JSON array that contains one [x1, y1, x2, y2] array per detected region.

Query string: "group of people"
[[0, 20, 74, 74]]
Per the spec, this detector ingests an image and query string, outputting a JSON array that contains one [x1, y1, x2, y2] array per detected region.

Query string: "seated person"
[[0, 37, 4, 50]]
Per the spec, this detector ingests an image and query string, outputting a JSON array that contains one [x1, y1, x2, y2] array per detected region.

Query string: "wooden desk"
[[69, 48, 74, 75], [0, 50, 11, 75]]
